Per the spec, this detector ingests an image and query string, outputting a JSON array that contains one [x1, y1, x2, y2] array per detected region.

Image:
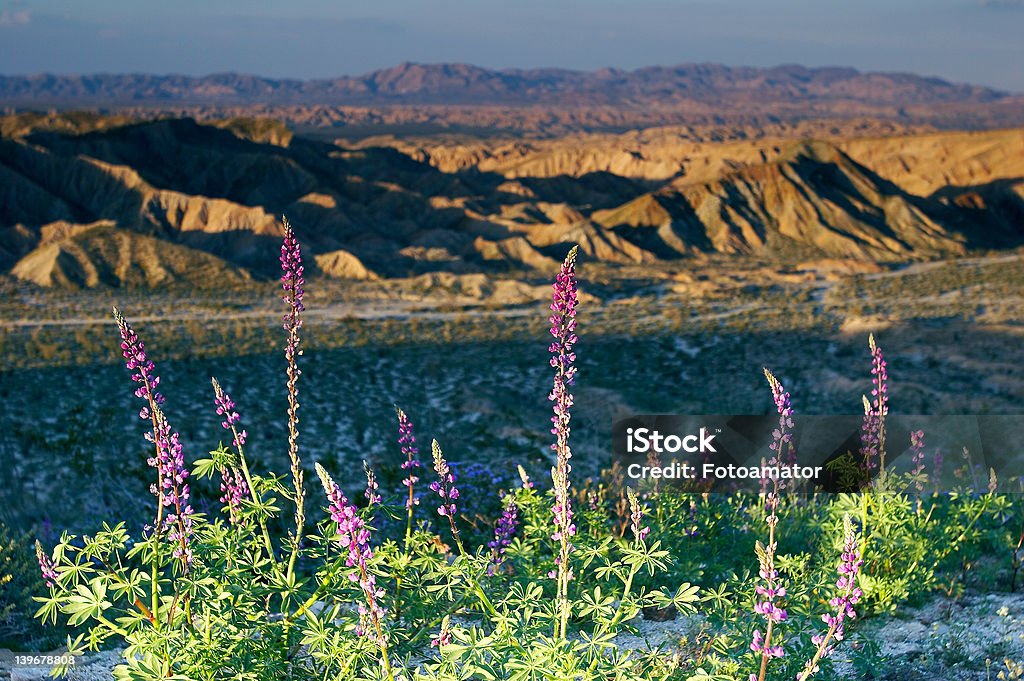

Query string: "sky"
[[1, 0, 1023, 92]]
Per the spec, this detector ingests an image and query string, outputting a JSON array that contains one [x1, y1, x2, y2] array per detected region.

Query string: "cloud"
[[0, 9, 30, 26]]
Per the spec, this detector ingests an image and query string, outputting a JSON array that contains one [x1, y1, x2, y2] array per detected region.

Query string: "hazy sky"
[[1, 0, 1023, 91]]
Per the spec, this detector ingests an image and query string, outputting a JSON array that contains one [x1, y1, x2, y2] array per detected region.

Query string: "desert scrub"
[[29, 223, 1016, 681], [0, 522, 72, 648]]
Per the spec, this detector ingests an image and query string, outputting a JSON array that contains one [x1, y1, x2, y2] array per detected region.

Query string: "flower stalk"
[[798, 516, 862, 681], [316, 464, 394, 681], [549, 246, 579, 640], [281, 219, 306, 579], [211, 377, 275, 557], [752, 369, 794, 681]]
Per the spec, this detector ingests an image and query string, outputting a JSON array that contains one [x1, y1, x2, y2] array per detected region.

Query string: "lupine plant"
[[30, 222, 1017, 681]]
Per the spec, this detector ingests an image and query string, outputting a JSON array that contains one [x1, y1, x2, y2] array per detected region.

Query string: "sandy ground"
[[4, 590, 1023, 680]]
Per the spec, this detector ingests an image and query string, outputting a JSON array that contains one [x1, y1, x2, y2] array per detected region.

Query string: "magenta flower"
[[364, 460, 381, 506], [219, 467, 249, 520], [626, 488, 650, 542], [281, 219, 306, 546], [750, 629, 783, 658], [114, 308, 193, 566], [430, 441, 459, 518], [113, 307, 164, 420], [35, 540, 58, 588], [800, 517, 862, 681], [397, 407, 421, 510], [431, 619, 453, 648], [212, 377, 247, 449], [909, 430, 926, 491], [751, 541, 788, 646], [316, 463, 387, 645], [548, 246, 580, 639], [752, 370, 794, 680], [549, 247, 579, 579], [764, 369, 796, 468], [209, 379, 251, 522], [150, 408, 194, 566], [869, 334, 889, 413], [859, 335, 889, 476], [488, 500, 519, 565], [281, 222, 306, 335]]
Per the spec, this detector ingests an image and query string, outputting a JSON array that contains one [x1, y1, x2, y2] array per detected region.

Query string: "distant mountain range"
[[3, 63, 1023, 132], [2, 113, 1022, 289]]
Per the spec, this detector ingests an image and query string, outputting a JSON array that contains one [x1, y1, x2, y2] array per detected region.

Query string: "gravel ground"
[[3, 591, 1023, 680]]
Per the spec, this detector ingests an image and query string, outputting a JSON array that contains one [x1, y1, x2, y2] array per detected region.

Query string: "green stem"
[[285, 564, 341, 625], [232, 437, 276, 561], [796, 621, 840, 681], [442, 514, 528, 655], [97, 614, 130, 638], [406, 592, 473, 648], [602, 565, 638, 636], [395, 495, 417, 620]]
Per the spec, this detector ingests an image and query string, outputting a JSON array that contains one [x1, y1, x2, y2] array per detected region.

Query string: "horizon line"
[[0, 60, 1015, 95]]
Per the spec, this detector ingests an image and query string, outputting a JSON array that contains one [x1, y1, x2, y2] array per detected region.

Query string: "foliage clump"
[[27, 223, 1021, 681]]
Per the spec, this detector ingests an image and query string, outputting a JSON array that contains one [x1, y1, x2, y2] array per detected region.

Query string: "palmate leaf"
[[577, 585, 616, 621], [63, 580, 111, 627], [49, 634, 85, 679], [671, 582, 701, 611], [113, 652, 189, 681], [577, 627, 617, 656], [33, 593, 61, 625], [191, 456, 220, 480]]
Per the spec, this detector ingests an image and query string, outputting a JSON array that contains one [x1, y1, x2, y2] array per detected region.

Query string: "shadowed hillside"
[[1, 115, 1023, 289]]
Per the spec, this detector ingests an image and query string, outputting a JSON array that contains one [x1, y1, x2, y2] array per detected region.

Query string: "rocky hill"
[[3, 63, 1024, 133], [0, 63, 1011, 107], [0, 115, 1022, 288]]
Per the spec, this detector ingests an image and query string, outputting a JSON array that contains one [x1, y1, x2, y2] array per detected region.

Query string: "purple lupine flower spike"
[[799, 517, 862, 680], [909, 430, 926, 492], [859, 334, 889, 477], [550, 247, 579, 557], [764, 369, 796, 474], [869, 334, 889, 415], [219, 468, 249, 520], [751, 540, 788, 660], [150, 407, 194, 567], [211, 377, 250, 522], [35, 540, 58, 588], [431, 618, 453, 648], [488, 500, 519, 566], [316, 463, 387, 645], [212, 377, 247, 449], [626, 488, 650, 542], [752, 369, 794, 680], [281, 219, 306, 548], [430, 440, 459, 518], [281, 221, 306, 330], [114, 308, 193, 566], [364, 460, 381, 505], [549, 245, 580, 639], [113, 307, 164, 420], [397, 407, 421, 509]]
